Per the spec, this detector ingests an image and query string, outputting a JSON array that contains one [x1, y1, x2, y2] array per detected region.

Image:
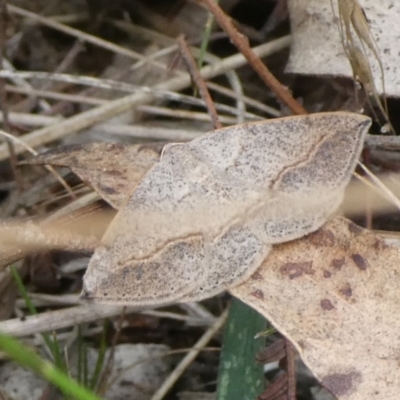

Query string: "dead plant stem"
[[150, 308, 229, 400], [200, 0, 306, 115], [177, 35, 222, 130]]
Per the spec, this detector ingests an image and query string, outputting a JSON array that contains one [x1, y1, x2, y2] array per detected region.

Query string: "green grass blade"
[[83, 341, 89, 387], [216, 298, 266, 400], [77, 326, 84, 384], [0, 332, 102, 400], [10, 265, 65, 371], [10, 266, 37, 316], [89, 320, 108, 391], [197, 0, 219, 69]]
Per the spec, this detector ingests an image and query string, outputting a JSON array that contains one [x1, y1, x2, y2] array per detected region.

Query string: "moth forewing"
[[82, 112, 371, 306]]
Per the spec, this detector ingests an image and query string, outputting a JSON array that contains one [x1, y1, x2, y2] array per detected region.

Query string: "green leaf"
[[216, 298, 266, 400]]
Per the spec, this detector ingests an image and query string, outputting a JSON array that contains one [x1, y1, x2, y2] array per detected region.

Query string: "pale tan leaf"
[[231, 216, 400, 400], [27, 142, 161, 209], [82, 112, 370, 306], [287, 0, 400, 97]]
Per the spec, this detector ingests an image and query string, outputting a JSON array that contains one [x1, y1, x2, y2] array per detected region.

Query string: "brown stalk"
[[177, 34, 222, 130], [284, 339, 296, 400], [258, 373, 287, 400], [14, 39, 85, 116], [257, 338, 297, 400], [199, 0, 306, 115], [256, 338, 286, 363], [97, 308, 126, 395], [42, 39, 85, 116]]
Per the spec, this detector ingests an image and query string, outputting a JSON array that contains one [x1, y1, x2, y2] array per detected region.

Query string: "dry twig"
[[177, 34, 222, 129], [200, 0, 306, 115], [150, 308, 229, 400]]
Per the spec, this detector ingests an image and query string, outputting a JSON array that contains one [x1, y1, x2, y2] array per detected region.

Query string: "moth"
[[82, 112, 371, 306]]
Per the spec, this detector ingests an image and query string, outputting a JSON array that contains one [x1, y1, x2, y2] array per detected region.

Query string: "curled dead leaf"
[[232, 216, 400, 399], [26, 142, 161, 209]]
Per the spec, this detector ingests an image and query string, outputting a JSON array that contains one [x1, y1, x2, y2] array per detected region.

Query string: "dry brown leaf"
[[336, 0, 381, 65], [334, 0, 391, 131], [27, 142, 161, 209], [82, 112, 370, 306], [231, 216, 400, 399]]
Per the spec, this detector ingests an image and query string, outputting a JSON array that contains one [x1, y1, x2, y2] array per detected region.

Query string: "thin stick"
[[0, 300, 216, 338], [150, 308, 229, 400], [177, 35, 221, 130], [39, 39, 84, 111], [6, 81, 279, 118], [0, 304, 139, 337], [2, 59, 51, 111], [1, 108, 241, 127], [137, 105, 241, 125], [110, 19, 248, 122], [207, 81, 280, 117], [358, 162, 400, 211], [97, 307, 126, 394], [0, 36, 291, 161], [285, 339, 297, 400], [0, 71, 141, 91], [365, 134, 400, 149], [16, 295, 214, 325], [2, 72, 262, 120], [6, 84, 104, 106], [19, 40, 85, 114], [0, 111, 63, 127], [200, 0, 306, 115], [7, 5, 150, 63], [0, 113, 204, 140]]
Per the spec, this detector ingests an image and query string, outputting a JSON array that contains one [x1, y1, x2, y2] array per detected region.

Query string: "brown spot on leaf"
[[322, 371, 361, 396], [308, 229, 335, 247], [373, 238, 388, 251], [99, 185, 117, 195], [339, 283, 353, 298], [251, 272, 262, 281], [351, 253, 368, 270], [321, 299, 334, 310], [106, 142, 124, 151], [106, 170, 123, 177], [323, 270, 331, 278], [331, 257, 345, 270], [280, 261, 314, 279], [348, 221, 363, 235], [251, 289, 264, 300]]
